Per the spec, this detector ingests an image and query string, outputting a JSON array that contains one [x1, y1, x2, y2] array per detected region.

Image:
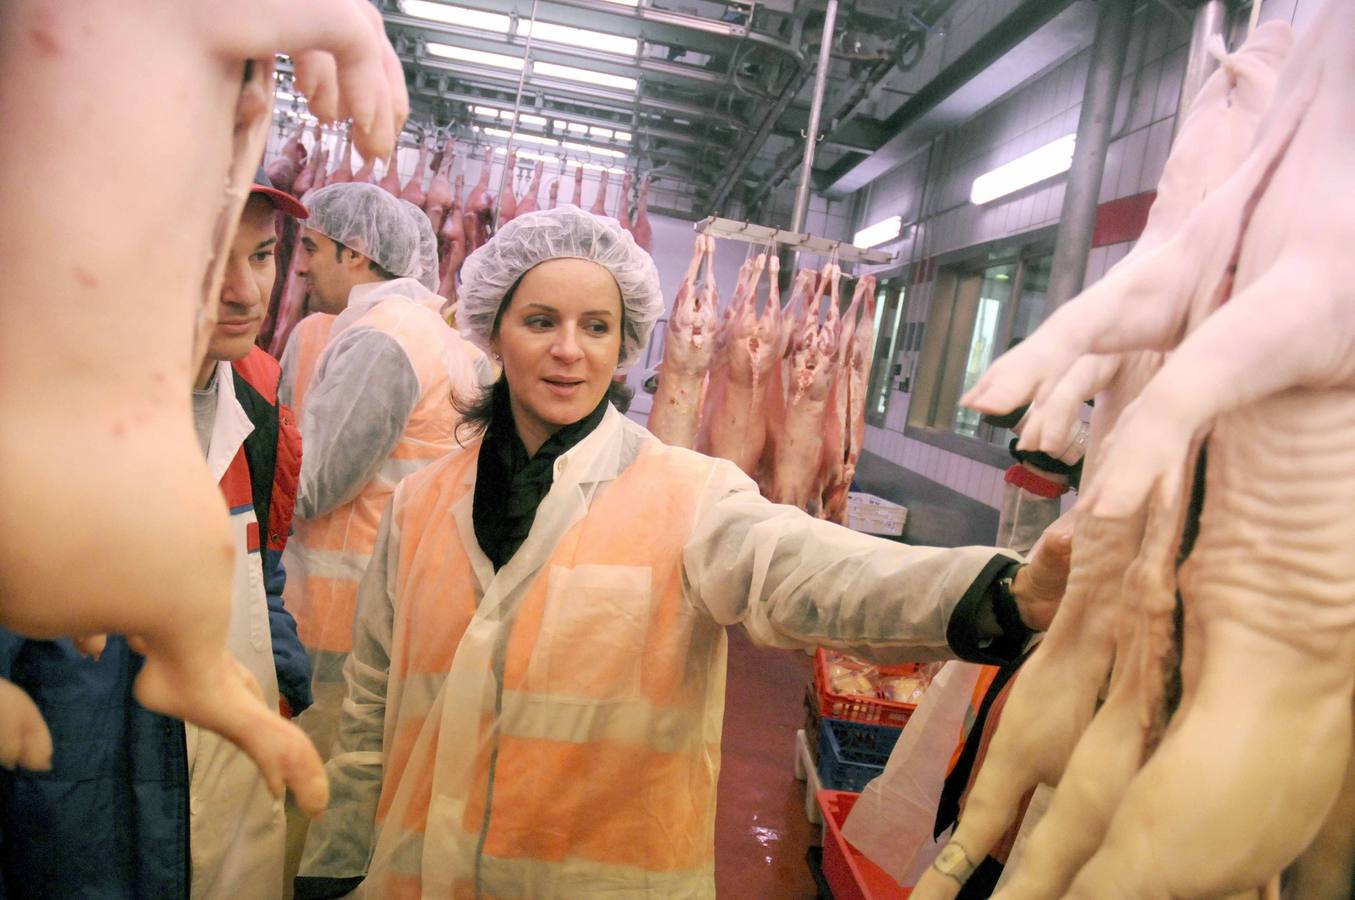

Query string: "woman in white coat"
[[295, 205, 1071, 899]]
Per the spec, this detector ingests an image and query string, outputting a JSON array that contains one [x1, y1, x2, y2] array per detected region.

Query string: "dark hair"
[[453, 376, 633, 445], [451, 275, 634, 444], [333, 240, 396, 280]]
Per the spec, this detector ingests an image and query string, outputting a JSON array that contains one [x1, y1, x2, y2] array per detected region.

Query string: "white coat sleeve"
[[296, 502, 397, 883], [297, 327, 421, 519], [682, 460, 1020, 664]]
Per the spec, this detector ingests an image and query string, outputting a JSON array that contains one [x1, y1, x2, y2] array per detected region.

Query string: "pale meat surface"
[[915, 7, 1355, 896], [0, 0, 409, 815]]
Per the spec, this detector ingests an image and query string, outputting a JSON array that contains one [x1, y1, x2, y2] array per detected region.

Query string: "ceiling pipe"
[[1046, 0, 1133, 309], [824, 0, 1074, 195], [707, 0, 947, 217], [386, 13, 745, 93], [749, 0, 949, 201], [744, 36, 915, 213], [1173, 0, 1227, 140], [407, 86, 710, 147], [382, 0, 805, 63], [407, 55, 750, 132], [704, 41, 812, 212], [789, 0, 839, 233]]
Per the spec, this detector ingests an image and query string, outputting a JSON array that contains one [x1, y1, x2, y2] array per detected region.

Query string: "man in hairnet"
[[294, 205, 1073, 899], [399, 197, 496, 386], [276, 181, 487, 882]]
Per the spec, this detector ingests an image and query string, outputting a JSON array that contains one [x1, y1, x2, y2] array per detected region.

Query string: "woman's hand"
[[1012, 519, 1074, 631]]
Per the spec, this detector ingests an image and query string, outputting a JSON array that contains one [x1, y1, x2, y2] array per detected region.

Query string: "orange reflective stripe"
[[291, 312, 336, 417], [374, 440, 723, 892], [485, 736, 717, 871], [291, 297, 460, 667], [294, 575, 358, 655], [946, 663, 1001, 775]]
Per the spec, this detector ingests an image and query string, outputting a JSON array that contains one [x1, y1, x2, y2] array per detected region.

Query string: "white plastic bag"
[[840, 660, 984, 886]]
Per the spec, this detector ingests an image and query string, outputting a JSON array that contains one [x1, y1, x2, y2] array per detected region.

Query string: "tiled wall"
[[855, 3, 1196, 521], [862, 5, 1190, 259], [1254, 0, 1326, 30], [867, 423, 1009, 508]]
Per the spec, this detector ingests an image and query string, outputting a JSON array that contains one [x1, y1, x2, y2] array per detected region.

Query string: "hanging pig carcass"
[[914, 6, 1355, 896]]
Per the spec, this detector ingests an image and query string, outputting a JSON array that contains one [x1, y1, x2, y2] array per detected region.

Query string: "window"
[[908, 253, 1053, 454], [953, 263, 1015, 438], [865, 279, 906, 426]]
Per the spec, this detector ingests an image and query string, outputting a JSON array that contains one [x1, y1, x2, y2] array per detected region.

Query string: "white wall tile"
[[1114, 127, 1149, 199], [1099, 136, 1127, 204], [990, 475, 1008, 509], [1126, 58, 1160, 135], [963, 461, 983, 499], [983, 465, 1004, 505], [930, 450, 948, 483], [1139, 118, 1175, 193]]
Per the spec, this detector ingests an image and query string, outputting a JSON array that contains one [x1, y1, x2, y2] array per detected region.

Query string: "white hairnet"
[[457, 205, 663, 368], [304, 182, 423, 281], [399, 199, 440, 292]]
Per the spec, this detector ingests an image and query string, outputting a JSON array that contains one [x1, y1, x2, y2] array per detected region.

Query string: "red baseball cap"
[[252, 166, 308, 219]]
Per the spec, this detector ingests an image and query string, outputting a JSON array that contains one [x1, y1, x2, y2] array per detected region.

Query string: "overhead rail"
[[382, 0, 805, 63], [694, 215, 897, 266]]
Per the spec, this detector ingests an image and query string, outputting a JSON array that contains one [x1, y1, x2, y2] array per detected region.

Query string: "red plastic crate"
[[818, 790, 912, 900], [814, 649, 919, 728]]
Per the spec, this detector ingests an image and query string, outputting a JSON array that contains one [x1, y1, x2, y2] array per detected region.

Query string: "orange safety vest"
[[286, 312, 337, 419], [286, 298, 458, 692], [368, 439, 724, 898]]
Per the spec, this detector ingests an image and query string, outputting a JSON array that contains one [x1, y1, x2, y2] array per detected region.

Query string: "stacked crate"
[[811, 650, 918, 793]]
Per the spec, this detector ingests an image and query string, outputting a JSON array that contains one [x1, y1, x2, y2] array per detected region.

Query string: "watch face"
[[933, 842, 975, 881]]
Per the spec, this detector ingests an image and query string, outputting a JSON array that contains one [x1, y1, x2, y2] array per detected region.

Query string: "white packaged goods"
[[846, 492, 907, 536]]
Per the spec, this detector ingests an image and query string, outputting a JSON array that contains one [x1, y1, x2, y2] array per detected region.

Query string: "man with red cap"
[[0, 171, 315, 899]]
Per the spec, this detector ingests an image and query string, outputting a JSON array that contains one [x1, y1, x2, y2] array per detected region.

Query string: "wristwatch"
[[991, 563, 1032, 642], [931, 842, 976, 883]]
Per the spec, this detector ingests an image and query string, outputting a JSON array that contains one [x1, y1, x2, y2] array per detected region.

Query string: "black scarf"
[[472, 379, 610, 571]]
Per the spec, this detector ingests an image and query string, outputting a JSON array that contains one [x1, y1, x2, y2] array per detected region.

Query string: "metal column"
[[1046, 0, 1134, 309], [1174, 0, 1228, 139], [789, 0, 839, 234]]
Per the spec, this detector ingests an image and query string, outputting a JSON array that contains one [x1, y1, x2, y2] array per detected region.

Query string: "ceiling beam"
[[824, 0, 1076, 195]]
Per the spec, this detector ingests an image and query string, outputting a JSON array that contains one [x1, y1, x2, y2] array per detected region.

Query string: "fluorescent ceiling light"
[[474, 107, 547, 129], [427, 43, 523, 70], [484, 127, 560, 147], [853, 215, 902, 249], [521, 21, 638, 57], [563, 141, 626, 158], [552, 119, 632, 143], [496, 148, 563, 167], [598, 0, 639, 6], [275, 91, 296, 103], [971, 133, 1076, 205], [534, 61, 637, 92], [402, 0, 510, 32]]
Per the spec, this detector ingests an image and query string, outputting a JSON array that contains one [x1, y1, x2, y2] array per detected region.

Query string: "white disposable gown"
[[299, 406, 1018, 895]]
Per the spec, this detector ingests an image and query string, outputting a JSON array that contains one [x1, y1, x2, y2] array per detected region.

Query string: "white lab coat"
[[300, 405, 1016, 893], [188, 361, 285, 899]]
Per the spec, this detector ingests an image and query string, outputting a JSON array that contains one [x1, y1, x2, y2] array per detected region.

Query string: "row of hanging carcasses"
[[646, 234, 877, 524]]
